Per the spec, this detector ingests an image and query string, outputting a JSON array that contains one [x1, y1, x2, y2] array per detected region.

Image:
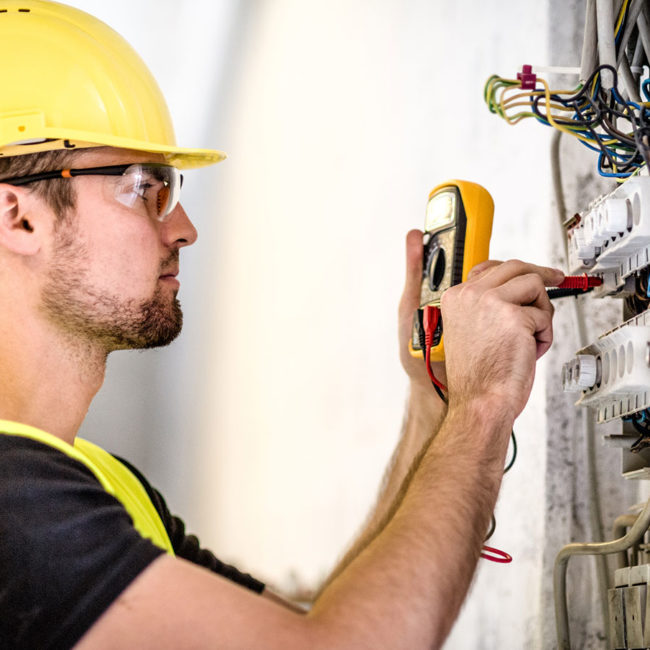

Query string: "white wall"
[[194, 2, 555, 647], [66, 1, 600, 647]]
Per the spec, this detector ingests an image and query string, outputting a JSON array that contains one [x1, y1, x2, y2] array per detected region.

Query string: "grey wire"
[[551, 132, 568, 263], [632, 31, 644, 67], [637, 5, 650, 65], [613, 513, 638, 569], [620, 53, 642, 102], [550, 130, 610, 645], [596, 0, 618, 88], [581, 0, 599, 82]]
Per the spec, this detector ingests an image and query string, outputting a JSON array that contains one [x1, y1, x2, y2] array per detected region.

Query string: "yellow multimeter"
[[409, 180, 494, 362]]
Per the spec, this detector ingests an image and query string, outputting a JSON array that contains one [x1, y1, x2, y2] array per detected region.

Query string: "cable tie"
[[517, 64, 537, 90]]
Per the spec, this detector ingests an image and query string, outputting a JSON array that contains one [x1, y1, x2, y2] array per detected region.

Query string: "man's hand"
[[398, 229, 447, 395], [441, 259, 564, 421]]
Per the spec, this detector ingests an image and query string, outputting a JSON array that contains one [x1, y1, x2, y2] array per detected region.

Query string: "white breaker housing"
[[567, 176, 650, 296], [562, 310, 650, 423]]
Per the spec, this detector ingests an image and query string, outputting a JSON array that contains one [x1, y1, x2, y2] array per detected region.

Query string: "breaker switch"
[[562, 354, 598, 391], [600, 198, 629, 237]]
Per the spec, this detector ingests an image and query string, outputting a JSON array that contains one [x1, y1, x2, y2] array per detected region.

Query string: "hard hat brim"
[[0, 129, 226, 169]]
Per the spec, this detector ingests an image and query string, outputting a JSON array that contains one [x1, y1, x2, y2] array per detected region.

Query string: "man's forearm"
[[309, 399, 511, 649], [377, 385, 447, 525], [317, 384, 446, 596]]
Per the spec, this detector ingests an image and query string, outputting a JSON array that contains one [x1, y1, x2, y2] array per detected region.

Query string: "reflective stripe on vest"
[[0, 420, 174, 555]]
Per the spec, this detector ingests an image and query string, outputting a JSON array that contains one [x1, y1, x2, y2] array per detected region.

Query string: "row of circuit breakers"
[[562, 174, 650, 476]]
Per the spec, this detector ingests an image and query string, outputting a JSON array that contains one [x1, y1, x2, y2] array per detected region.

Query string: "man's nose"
[[161, 202, 198, 248]]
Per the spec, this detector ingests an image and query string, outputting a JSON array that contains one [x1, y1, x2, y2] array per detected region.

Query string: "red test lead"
[[547, 274, 603, 300], [423, 305, 512, 566], [423, 305, 447, 393]]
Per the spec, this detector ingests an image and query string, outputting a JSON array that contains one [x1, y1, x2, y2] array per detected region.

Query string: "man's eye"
[[135, 182, 154, 200]]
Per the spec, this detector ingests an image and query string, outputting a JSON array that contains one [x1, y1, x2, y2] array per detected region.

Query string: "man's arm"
[[316, 230, 448, 596], [75, 258, 562, 650]]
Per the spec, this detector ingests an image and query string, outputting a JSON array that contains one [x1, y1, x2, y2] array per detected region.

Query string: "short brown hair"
[[0, 149, 86, 218]]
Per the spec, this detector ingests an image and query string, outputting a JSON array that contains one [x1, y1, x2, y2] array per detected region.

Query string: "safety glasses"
[[0, 163, 184, 221]]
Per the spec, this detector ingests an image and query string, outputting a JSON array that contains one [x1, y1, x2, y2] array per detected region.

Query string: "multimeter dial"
[[425, 239, 446, 292], [420, 226, 461, 307]]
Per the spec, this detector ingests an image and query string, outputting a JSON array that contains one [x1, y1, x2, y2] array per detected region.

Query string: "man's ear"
[[0, 185, 45, 256]]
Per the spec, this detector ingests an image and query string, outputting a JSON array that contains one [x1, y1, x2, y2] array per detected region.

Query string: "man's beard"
[[41, 223, 183, 352]]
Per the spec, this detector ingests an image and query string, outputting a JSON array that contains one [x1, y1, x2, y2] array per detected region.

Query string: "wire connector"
[[517, 64, 537, 90]]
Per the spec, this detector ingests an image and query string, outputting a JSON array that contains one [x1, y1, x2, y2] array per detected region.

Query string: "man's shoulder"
[[0, 432, 165, 649]]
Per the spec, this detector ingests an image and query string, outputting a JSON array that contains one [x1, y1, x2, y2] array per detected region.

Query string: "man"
[[0, 2, 564, 648]]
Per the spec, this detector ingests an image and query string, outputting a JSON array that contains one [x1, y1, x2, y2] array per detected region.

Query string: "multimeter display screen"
[[425, 190, 456, 233]]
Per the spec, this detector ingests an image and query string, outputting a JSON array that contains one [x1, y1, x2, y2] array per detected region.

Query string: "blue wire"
[[597, 152, 635, 177], [643, 80, 650, 101], [611, 87, 625, 104]]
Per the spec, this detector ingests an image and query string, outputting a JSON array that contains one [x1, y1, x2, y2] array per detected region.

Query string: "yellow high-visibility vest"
[[0, 419, 174, 555]]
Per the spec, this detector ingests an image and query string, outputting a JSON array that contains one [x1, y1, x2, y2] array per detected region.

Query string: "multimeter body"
[[409, 180, 494, 362]]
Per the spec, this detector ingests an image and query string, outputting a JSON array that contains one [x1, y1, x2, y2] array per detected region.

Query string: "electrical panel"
[[562, 316, 650, 423], [562, 174, 650, 478], [484, 1, 650, 648]]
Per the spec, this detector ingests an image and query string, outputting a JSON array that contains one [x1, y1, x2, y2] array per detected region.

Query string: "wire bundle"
[[485, 0, 650, 179]]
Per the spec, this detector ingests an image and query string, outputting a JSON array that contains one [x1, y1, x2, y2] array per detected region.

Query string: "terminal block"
[[610, 564, 650, 648], [566, 177, 650, 297], [562, 311, 650, 423]]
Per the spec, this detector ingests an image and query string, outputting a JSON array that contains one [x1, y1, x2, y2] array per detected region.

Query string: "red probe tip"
[[555, 274, 603, 291]]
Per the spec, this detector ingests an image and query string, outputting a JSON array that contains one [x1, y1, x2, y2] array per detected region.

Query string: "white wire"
[[581, 0, 599, 82], [596, 0, 617, 88]]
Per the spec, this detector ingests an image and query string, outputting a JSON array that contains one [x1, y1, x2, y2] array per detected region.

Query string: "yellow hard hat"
[[0, 0, 226, 169]]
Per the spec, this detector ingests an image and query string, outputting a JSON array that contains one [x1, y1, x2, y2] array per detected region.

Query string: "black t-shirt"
[[0, 435, 264, 649]]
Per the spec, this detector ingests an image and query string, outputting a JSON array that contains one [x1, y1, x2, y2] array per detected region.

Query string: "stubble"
[[41, 219, 183, 352]]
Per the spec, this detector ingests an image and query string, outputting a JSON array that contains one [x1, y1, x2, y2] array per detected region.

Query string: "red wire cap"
[[517, 64, 537, 90]]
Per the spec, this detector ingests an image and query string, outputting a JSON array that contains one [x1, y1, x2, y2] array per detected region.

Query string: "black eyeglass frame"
[[0, 163, 184, 188]]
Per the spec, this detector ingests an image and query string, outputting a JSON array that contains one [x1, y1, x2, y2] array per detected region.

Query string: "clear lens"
[[114, 164, 182, 220]]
